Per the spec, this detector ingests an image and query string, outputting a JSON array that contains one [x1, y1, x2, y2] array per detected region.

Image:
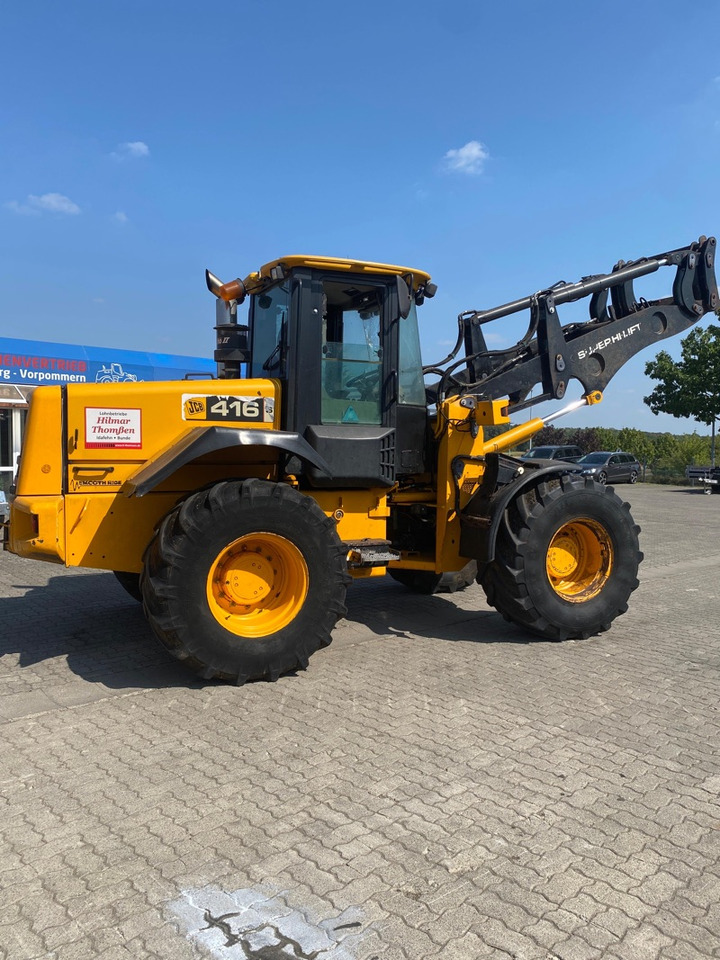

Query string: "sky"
[[1, 0, 719, 434]]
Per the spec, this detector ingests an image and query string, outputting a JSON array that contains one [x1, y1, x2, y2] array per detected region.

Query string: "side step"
[[346, 540, 401, 568]]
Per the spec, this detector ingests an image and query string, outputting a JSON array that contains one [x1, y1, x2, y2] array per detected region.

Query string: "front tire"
[[479, 476, 642, 640], [141, 479, 349, 683]]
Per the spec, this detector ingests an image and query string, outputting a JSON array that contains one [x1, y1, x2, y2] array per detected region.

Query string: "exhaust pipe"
[[206, 269, 247, 304]]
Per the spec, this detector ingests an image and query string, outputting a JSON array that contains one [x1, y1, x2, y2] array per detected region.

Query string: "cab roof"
[[245, 255, 431, 292]]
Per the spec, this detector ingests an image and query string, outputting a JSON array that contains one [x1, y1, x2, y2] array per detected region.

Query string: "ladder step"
[[346, 540, 401, 567]]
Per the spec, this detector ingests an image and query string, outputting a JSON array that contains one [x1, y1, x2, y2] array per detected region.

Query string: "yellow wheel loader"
[[4, 238, 717, 683]]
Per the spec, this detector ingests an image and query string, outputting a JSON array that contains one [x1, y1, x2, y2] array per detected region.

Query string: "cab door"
[[301, 274, 396, 487], [292, 270, 428, 488]]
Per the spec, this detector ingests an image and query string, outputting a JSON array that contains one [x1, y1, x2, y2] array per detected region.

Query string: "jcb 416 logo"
[[182, 394, 273, 423]]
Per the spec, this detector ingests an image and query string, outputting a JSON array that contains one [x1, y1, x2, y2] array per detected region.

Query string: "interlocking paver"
[[1, 484, 719, 958]]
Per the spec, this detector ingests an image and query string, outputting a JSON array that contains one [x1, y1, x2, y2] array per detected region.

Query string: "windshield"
[[579, 453, 609, 464]]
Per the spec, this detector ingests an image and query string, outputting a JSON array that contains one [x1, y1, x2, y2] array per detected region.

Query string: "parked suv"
[[521, 445, 583, 462], [577, 451, 641, 484]]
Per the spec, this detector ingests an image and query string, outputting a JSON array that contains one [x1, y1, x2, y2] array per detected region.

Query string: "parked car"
[[520, 444, 583, 462], [577, 451, 641, 484]]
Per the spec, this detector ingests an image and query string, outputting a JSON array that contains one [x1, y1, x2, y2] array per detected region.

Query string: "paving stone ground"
[[1, 482, 719, 960]]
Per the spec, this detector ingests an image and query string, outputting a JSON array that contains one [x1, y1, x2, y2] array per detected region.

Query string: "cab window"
[[397, 302, 426, 406], [250, 282, 290, 378], [321, 280, 382, 425]]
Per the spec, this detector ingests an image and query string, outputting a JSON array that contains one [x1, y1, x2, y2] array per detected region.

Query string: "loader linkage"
[[429, 236, 717, 413]]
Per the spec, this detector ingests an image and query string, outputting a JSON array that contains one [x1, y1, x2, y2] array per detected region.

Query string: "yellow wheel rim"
[[206, 533, 309, 638], [546, 518, 613, 602]]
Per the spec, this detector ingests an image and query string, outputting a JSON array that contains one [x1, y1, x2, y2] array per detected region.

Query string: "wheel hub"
[[207, 532, 309, 638], [547, 534, 581, 579], [546, 518, 613, 601], [219, 549, 275, 605]]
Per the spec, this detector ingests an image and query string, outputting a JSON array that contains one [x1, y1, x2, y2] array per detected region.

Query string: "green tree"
[[595, 427, 619, 452], [567, 427, 602, 453], [644, 323, 720, 465], [617, 428, 654, 477], [652, 432, 680, 462], [531, 425, 564, 447]]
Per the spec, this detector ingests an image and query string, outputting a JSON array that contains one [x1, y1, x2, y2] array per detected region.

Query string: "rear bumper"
[[6, 496, 65, 564]]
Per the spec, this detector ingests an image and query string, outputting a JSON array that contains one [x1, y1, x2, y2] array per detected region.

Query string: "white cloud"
[[5, 192, 81, 215], [443, 140, 489, 175], [31, 193, 81, 214], [113, 210, 128, 223], [4, 200, 39, 216], [111, 140, 149, 160]]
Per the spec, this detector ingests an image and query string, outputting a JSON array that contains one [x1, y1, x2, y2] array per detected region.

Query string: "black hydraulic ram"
[[435, 236, 717, 413]]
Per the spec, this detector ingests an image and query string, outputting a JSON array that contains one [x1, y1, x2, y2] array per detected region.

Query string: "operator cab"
[[208, 256, 437, 488]]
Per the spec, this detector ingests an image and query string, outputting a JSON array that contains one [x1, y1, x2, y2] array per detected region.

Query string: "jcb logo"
[[184, 397, 207, 419]]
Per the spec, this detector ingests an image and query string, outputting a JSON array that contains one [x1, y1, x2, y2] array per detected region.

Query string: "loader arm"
[[432, 236, 717, 413]]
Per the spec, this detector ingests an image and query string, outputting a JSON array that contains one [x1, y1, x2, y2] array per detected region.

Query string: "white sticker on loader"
[[182, 394, 274, 423], [85, 407, 142, 449]]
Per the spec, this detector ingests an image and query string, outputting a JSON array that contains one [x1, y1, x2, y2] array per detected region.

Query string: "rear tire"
[[437, 560, 478, 593], [388, 569, 442, 594], [479, 475, 642, 640], [629, 470, 638, 484], [388, 560, 477, 595], [113, 570, 143, 603], [141, 479, 350, 683]]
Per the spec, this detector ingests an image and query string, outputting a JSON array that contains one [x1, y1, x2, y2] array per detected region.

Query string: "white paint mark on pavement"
[[168, 885, 366, 958]]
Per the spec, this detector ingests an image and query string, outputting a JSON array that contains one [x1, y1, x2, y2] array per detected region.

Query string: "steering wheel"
[[345, 370, 379, 401]]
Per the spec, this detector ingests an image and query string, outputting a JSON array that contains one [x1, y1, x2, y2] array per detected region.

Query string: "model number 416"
[[210, 398, 261, 419]]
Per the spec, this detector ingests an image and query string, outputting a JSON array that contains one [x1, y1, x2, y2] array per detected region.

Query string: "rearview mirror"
[[396, 276, 412, 319]]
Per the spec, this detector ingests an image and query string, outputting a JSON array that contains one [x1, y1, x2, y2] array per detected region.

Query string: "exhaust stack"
[[206, 269, 247, 304]]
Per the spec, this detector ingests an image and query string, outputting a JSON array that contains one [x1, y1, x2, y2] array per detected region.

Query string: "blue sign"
[[0, 336, 215, 387]]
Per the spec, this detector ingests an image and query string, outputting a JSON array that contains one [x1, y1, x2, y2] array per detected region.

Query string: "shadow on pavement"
[[1, 564, 540, 689], [0, 570, 204, 689], [343, 577, 536, 647]]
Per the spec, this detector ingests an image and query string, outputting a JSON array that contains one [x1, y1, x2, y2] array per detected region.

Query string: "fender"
[[459, 457, 582, 564], [123, 426, 331, 498]]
